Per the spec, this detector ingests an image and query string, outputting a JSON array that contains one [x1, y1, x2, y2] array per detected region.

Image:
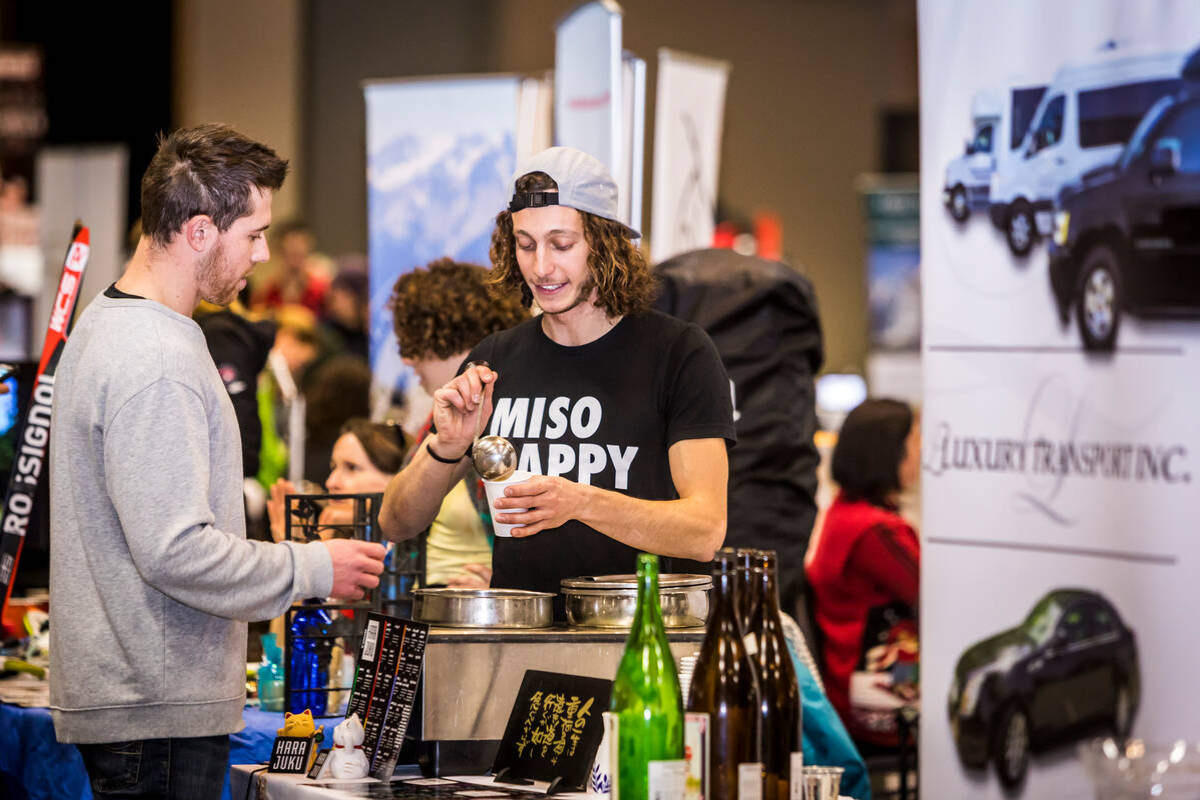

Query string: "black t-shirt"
[[464, 309, 736, 599], [104, 283, 145, 300]]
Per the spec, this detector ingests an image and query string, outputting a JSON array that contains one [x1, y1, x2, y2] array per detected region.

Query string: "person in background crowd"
[[300, 355, 374, 486], [195, 300, 277, 542], [48, 123, 386, 800], [323, 256, 370, 361], [805, 397, 920, 749], [195, 301, 276, 482], [379, 147, 735, 605], [272, 304, 323, 384], [268, 418, 407, 542], [250, 219, 332, 315], [389, 257, 528, 588]]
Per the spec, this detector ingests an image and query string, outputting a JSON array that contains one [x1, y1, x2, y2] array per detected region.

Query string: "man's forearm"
[[379, 435, 469, 541], [573, 487, 726, 562]]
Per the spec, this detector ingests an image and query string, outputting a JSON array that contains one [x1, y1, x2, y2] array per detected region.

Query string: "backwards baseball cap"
[[508, 146, 640, 239]]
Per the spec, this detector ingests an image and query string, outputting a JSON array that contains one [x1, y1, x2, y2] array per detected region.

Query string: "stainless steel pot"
[[561, 574, 711, 628], [412, 588, 554, 629]]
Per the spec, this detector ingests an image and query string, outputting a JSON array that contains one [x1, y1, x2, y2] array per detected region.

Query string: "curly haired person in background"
[[389, 257, 528, 587]]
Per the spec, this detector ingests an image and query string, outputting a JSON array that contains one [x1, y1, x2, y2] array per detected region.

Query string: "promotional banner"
[[649, 49, 729, 264], [919, 1, 1200, 796], [555, 1, 624, 197], [859, 174, 920, 352], [620, 52, 645, 237], [364, 76, 519, 400]]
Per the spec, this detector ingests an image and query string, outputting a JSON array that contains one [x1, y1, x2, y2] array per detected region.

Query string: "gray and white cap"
[[508, 146, 640, 239]]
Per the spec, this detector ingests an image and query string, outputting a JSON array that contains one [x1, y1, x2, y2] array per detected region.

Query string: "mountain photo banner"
[[364, 75, 521, 400]]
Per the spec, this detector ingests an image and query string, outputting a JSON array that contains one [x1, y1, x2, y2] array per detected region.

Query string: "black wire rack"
[[281, 491, 421, 716]]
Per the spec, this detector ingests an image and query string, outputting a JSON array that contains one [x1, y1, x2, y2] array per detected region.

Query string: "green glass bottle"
[[611, 553, 685, 800]]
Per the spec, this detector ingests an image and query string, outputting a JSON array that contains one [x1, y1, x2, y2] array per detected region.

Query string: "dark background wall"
[[303, 0, 918, 374], [0, 2, 172, 236]]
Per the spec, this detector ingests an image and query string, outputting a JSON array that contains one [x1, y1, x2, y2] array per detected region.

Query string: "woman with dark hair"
[[806, 398, 921, 747], [268, 418, 408, 542]]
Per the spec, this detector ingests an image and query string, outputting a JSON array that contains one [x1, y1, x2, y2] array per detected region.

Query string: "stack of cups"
[[677, 654, 698, 703]]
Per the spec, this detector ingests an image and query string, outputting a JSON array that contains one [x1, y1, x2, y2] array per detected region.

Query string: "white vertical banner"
[[517, 74, 554, 166], [620, 52, 645, 237], [364, 76, 519, 415], [649, 48, 729, 264], [919, 1, 1200, 798], [555, 0, 624, 179]]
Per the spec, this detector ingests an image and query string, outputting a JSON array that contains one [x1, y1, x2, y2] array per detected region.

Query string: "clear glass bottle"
[[611, 552, 685, 800], [687, 550, 762, 800], [750, 550, 802, 800]]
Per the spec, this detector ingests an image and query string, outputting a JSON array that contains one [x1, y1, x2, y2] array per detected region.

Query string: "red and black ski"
[[0, 224, 90, 616]]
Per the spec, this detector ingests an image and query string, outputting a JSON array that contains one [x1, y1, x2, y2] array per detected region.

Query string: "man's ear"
[[182, 215, 214, 254]]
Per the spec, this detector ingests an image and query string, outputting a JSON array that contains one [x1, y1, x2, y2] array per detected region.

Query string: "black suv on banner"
[[1050, 49, 1200, 350]]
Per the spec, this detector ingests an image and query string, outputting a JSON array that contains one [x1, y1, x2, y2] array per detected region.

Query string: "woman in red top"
[[806, 398, 920, 747]]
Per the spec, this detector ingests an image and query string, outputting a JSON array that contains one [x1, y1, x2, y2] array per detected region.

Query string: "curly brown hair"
[[390, 258, 528, 360], [488, 172, 656, 317]]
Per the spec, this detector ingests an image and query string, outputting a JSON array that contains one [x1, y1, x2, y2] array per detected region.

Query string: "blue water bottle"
[[288, 601, 333, 715]]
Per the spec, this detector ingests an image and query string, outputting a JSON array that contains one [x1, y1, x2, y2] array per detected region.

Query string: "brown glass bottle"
[[750, 550, 802, 800], [735, 547, 761, 636], [687, 550, 762, 800]]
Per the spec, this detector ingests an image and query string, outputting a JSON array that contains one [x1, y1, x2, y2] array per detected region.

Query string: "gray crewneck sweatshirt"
[[49, 293, 332, 743]]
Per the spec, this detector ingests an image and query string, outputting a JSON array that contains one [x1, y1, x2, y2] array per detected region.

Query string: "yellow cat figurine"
[[276, 709, 325, 772], [277, 709, 325, 739]]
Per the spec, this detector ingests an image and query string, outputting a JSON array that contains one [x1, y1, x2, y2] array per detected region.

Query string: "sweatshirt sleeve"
[[103, 377, 333, 620]]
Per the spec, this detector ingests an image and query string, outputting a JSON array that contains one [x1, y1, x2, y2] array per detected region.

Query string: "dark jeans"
[[77, 735, 230, 800]]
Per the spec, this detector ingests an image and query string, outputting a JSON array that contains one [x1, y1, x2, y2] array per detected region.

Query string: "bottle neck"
[[758, 559, 782, 620], [712, 566, 741, 625], [634, 557, 665, 634]]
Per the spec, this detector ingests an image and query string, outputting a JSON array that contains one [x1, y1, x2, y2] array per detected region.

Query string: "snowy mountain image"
[[367, 129, 516, 387]]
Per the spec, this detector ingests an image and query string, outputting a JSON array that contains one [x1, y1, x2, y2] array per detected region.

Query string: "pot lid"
[[560, 573, 711, 591], [413, 588, 556, 598]]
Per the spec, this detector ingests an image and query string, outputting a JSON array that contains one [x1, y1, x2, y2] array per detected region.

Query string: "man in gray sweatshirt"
[[49, 123, 387, 799]]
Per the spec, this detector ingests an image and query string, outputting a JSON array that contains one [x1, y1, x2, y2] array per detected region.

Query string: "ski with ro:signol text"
[[0, 223, 90, 615]]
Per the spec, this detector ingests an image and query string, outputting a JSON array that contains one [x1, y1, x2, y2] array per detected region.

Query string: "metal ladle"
[[465, 361, 517, 481]]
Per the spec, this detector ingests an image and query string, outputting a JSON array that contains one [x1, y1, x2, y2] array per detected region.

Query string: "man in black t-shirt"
[[380, 147, 735, 603]]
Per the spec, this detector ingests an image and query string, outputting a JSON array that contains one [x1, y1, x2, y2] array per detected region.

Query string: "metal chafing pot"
[[560, 573, 712, 628], [412, 588, 554, 629]]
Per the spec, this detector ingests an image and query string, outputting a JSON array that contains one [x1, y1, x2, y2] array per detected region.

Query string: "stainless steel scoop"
[[464, 361, 517, 481], [473, 435, 517, 481]]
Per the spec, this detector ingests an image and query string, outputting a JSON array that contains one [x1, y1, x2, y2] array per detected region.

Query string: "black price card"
[[269, 737, 315, 773], [491, 670, 612, 789], [346, 612, 430, 780]]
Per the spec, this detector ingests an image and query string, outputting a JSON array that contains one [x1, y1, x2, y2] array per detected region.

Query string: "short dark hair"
[[831, 398, 914, 508], [340, 418, 408, 474], [140, 123, 289, 247], [488, 171, 656, 317], [390, 257, 528, 360]]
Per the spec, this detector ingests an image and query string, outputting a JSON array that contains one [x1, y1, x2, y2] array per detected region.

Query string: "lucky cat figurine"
[[276, 709, 325, 774], [323, 713, 370, 779], [277, 709, 324, 740]]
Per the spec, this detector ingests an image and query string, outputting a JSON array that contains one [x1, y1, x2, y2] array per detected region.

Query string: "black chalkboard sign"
[[269, 736, 315, 773], [491, 669, 612, 789]]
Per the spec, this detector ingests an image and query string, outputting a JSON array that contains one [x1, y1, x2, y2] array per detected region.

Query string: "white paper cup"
[[484, 470, 533, 537]]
